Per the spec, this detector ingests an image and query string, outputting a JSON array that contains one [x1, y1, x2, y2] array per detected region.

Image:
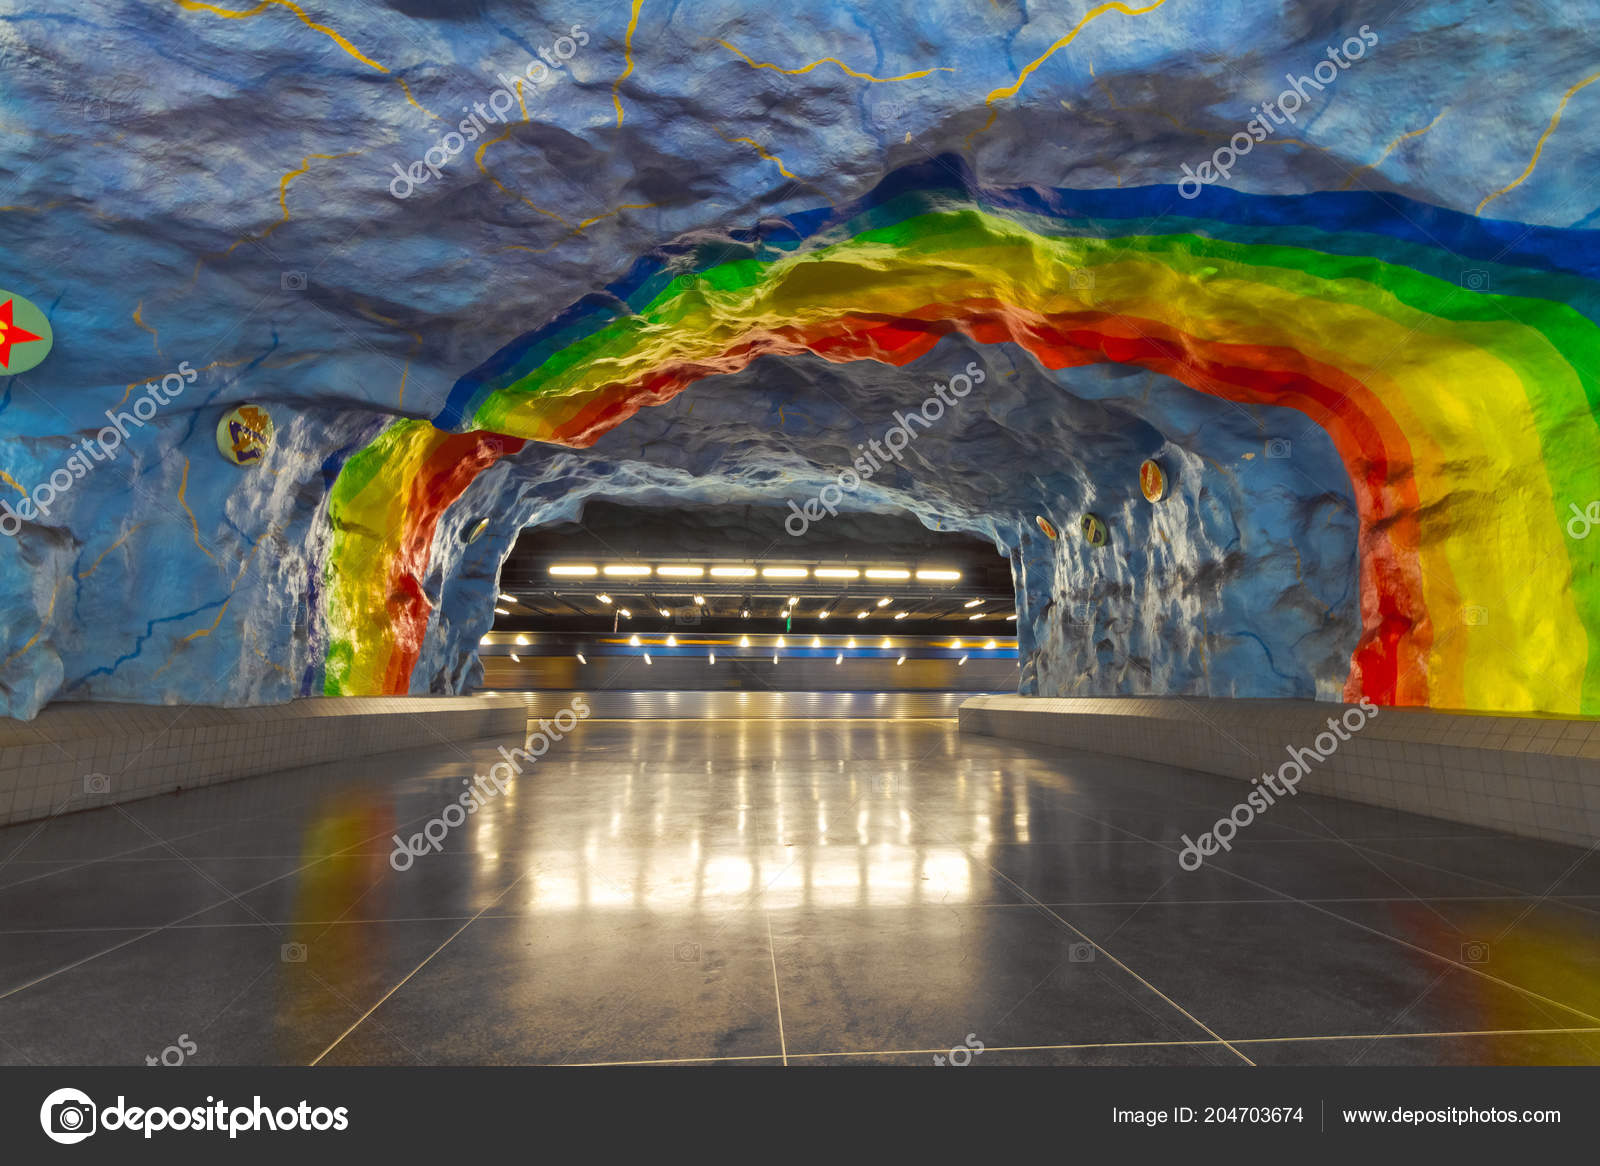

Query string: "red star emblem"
[[0, 298, 43, 369]]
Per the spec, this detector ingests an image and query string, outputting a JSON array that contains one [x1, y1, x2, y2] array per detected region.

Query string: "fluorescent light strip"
[[656, 565, 704, 578], [602, 564, 652, 576], [548, 565, 597, 576], [864, 568, 910, 580], [761, 567, 809, 579], [710, 566, 757, 578], [814, 568, 859, 579], [916, 569, 961, 582]]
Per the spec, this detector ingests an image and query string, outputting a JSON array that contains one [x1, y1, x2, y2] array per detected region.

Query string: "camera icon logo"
[[1461, 605, 1489, 626], [40, 1088, 97, 1144], [281, 942, 308, 963], [83, 773, 110, 795], [280, 271, 307, 291], [1067, 267, 1095, 291], [1265, 438, 1292, 459], [1068, 941, 1096, 963], [1460, 940, 1490, 965], [1460, 270, 1491, 292], [674, 609, 701, 627], [1068, 602, 1093, 626], [674, 942, 701, 963]]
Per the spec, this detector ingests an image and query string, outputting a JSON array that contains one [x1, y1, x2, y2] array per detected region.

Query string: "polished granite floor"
[[1, 694, 1598, 1067]]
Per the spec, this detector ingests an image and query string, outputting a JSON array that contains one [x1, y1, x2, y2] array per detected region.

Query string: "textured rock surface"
[[1, 1, 1597, 719]]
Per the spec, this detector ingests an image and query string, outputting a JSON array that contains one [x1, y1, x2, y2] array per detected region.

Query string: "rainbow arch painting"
[[313, 157, 1600, 714]]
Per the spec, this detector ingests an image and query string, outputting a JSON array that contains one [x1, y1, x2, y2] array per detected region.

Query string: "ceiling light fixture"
[[618, 608, 631, 618], [876, 597, 892, 607], [915, 569, 961, 582], [497, 593, 516, 603], [846, 638, 857, 648], [549, 564, 597, 576], [494, 607, 509, 616], [710, 566, 757, 578], [739, 635, 750, 647], [666, 635, 677, 646], [602, 564, 651, 576], [865, 568, 910, 580], [1006, 614, 1018, 621], [811, 637, 821, 647], [515, 635, 530, 646], [964, 598, 983, 608], [896, 655, 906, 665], [958, 654, 969, 666], [643, 653, 652, 665], [814, 568, 859, 580], [509, 652, 520, 662], [628, 634, 641, 646], [983, 639, 997, 650], [968, 613, 984, 621], [596, 593, 612, 604], [856, 611, 869, 619], [762, 567, 808, 579], [880, 637, 891, 648], [893, 611, 908, 620], [658, 607, 670, 617], [576, 652, 587, 664], [835, 653, 843, 665], [693, 594, 706, 606], [657, 565, 704, 577]]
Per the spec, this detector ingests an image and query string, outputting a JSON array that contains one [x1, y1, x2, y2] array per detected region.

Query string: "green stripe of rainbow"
[[316, 162, 1600, 714]]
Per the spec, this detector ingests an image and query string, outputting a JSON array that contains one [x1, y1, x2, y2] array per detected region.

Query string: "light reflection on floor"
[[0, 694, 1597, 1066]]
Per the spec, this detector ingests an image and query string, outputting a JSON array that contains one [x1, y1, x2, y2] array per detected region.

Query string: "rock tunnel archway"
[[312, 159, 1599, 716], [1, 7, 1596, 724]]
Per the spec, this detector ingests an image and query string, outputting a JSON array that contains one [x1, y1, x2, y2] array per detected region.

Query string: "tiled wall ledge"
[[0, 695, 528, 827], [959, 695, 1600, 848]]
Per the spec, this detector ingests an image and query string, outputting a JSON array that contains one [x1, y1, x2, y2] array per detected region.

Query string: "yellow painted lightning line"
[[152, 526, 277, 677], [394, 76, 444, 122], [1477, 69, 1600, 215], [986, 0, 1171, 104], [712, 125, 811, 185], [183, 151, 359, 289], [970, 0, 1171, 145], [2, 579, 58, 668], [473, 130, 570, 226], [169, 0, 387, 72], [170, 1, 444, 121], [131, 301, 163, 357], [575, 202, 656, 232], [270, 151, 361, 237], [1340, 110, 1447, 191], [0, 471, 25, 496], [77, 524, 145, 581], [612, 0, 647, 126], [176, 458, 219, 566], [718, 38, 952, 84]]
